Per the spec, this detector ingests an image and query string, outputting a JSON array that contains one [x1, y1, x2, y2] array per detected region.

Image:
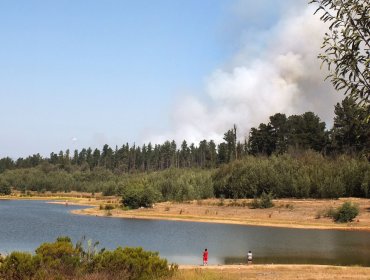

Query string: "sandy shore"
[[68, 197, 370, 232], [175, 264, 370, 279], [2, 194, 370, 231]]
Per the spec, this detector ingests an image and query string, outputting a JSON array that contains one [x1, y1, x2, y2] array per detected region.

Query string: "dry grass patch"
[[173, 265, 370, 280]]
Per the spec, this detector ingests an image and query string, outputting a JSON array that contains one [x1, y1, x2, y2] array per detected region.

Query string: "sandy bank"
[[2, 195, 370, 231], [70, 197, 370, 232], [175, 264, 370, 279]]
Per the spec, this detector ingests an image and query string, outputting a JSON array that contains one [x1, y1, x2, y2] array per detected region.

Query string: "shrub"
[[333, 202, 359, 223], [102, 181, 117, 196], [249, 192, 274, 209], [148, 168, 213, 202], [323, 207, 337, 218], [35, 237, 80, 277], [122, 188, 159, 209], [249, 198, 260, 209], [259, 192, 274, 208], [0, 178, 11, 195], [0, 237, 177, 280], [104, 204, 115, 210], [218, 197, 225, 206], [0, 252, 37, 280], [88, 247, 177, 280]]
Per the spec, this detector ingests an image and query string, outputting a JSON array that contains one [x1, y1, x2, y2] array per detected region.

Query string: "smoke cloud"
[[147, 3, 341, 144]]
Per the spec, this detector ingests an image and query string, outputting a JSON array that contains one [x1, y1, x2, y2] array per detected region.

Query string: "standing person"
[[203, 248, 208, 266], [247, 250, 253, 264]]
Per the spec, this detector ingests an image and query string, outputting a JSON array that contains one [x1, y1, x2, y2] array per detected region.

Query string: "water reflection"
[[0, 200, 370, 266]]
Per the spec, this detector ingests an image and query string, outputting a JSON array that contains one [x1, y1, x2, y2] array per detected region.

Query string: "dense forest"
[[0, 97, 369, 202]]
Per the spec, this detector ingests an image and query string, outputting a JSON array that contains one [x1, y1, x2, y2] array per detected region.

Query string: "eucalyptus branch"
[[337, 0, 370, 50], [310, 0, 370, 104]]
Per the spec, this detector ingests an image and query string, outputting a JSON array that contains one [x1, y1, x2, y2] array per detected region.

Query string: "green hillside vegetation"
[[0, 98, 369, 205]]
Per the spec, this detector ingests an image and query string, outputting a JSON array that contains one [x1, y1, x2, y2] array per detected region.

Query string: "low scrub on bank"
[[316, 202, 360, 223], [249, 192, 274, 209], [213, 153, 370, 199], [328, 201, 360, 223], [1, 152, 369, 207], [0, 237, 177, 280], [333, 202, 360, 223]]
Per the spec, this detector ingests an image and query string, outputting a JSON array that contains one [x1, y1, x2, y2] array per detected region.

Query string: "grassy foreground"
[[173, 265, 370, 280]]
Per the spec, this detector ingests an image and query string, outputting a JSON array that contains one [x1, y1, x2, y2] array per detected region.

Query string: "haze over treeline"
[[0, 1, 342, 158], [0, 97, 369, 202], [0, 97, 369, 173]]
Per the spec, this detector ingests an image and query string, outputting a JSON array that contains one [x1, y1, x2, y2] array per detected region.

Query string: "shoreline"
[[2, 195, 370, 232], [178, 264, 370, 269], [70, 206, 370, 232], [175, 264, 370, 279]]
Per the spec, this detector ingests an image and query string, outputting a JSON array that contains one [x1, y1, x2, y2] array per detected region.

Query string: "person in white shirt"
[[247, 250, 253, 264]]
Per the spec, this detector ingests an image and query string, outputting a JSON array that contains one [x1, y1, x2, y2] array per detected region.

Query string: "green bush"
[[147, 168, 214, 202], [0, 177, 11, 195], [0, 252, 37, 280], [122, 187, 159, 209], [249, 192, 274, 209], [259, 192, 274, 208], [89, 247, 176, 280], [102, 181, 117, 196], [333, 202, 359, 223], [0, 237, 177, 280], [35, 237, 80, 277]]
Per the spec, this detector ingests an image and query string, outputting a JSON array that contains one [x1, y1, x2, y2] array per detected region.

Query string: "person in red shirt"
[[203, 248, 208, 266]]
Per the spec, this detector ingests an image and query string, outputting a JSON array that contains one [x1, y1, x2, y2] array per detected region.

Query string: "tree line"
[[0, 152, 369, 202], [0, 97, 369, 176], [0, 97, 369, 201]]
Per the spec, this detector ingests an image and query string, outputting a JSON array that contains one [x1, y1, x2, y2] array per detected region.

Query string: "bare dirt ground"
[[65, 197, 370, 231], [175, 264, 370, 280]]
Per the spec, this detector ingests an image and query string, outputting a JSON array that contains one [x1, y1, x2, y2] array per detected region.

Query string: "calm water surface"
[[0, 200, 369, 266]]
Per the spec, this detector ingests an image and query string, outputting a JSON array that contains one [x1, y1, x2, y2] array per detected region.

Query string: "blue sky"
[[0, 1, 336, 158]]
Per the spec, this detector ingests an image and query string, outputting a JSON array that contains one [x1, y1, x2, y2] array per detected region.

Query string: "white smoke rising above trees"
[[146, 3, 342, 145]]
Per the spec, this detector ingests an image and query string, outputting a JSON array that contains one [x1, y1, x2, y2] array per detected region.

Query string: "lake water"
[[0, 199, 370, 266]]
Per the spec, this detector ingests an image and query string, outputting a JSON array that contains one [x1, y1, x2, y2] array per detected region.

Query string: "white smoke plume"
[[146, 2, 341, 144]]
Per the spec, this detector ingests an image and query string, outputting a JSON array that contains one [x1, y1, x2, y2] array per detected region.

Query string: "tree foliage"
[[330, 97, 370, 154], [0, 177, 11, 195], [248, 112, 327, 155], [122, 186, 159, 209], [310, 0, 370, 104], [213, 153, 370, 199], [0, 237, 176, 280]]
